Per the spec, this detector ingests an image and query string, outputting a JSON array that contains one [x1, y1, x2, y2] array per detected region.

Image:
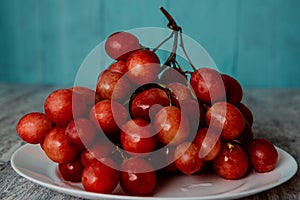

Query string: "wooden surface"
[[0, 83, 299, 200], [1, 0, 300, 87]]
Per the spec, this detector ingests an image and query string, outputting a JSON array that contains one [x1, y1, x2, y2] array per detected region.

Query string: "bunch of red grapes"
[[16, 8, 278, 197]]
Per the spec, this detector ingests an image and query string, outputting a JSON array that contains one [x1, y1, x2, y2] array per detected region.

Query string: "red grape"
[[190, 68, 226, 104], [108, 60, 127, 74], [69, 86, 100, 107], [105, 31, 140, 60], [65, 118, 97, 150], [44, 89, 87, 126], [126, 49, 161, 85], [206, 102, 245, 140], [236, 102, 254, 126], [43, 127, 79, 163], [159, 67, 188, 85], [179, 98, 205, 130], [58, 156, 84, 182], [222, 74, 243, 105], [120, 157, 156, 196], [16, 112, 52, 144], [213, 142, 248, 179], [162, 147, 178, 173], [193, 128, 221, 161], [130, 87, 170, 122], [81, 139, 113, 167], [237, 120, 254, 145], [96, 69, 131, 101], [154, 106, 189, 145], [121, 119, 157, 156], [167, 82, 192, 102], [82, 158, 119, 194], [247, 138, 278, 173], [174, 142, 203, 175], [145, 144, 177, 172], [89, 99, 128, 135]]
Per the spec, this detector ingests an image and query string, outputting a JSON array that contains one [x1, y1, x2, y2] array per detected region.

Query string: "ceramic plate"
[[11, 144, 297, 200]]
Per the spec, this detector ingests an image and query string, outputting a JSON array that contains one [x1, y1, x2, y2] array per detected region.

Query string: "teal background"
[[0, 0, 299, 88]]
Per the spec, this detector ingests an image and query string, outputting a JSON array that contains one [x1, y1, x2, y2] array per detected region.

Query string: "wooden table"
[[0, 83, 299, 200]]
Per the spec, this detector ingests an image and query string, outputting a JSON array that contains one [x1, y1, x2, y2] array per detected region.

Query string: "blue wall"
[[0, 0, 299, 88]]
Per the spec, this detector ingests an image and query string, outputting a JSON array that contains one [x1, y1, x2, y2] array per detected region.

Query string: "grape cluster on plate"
[[16, 8, 278, 197]]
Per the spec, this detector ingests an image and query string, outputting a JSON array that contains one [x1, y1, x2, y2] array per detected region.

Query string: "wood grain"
[[0, 84, 299, 199]]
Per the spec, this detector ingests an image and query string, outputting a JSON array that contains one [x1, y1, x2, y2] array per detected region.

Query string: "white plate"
[[11, 144, 297, 200]]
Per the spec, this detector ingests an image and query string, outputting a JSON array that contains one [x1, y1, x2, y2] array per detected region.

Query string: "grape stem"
[[164, 30, 178, 67], [159, 7, 197, 72], [160, 7, 181, 32], [179, 30, 197, 71], [113, 145, 128, 160], [152, 31, 175, 53], [160, 7, 180, 68]]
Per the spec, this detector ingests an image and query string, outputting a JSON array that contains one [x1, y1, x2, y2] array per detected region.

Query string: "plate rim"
[[11, 143, 298, 200]]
